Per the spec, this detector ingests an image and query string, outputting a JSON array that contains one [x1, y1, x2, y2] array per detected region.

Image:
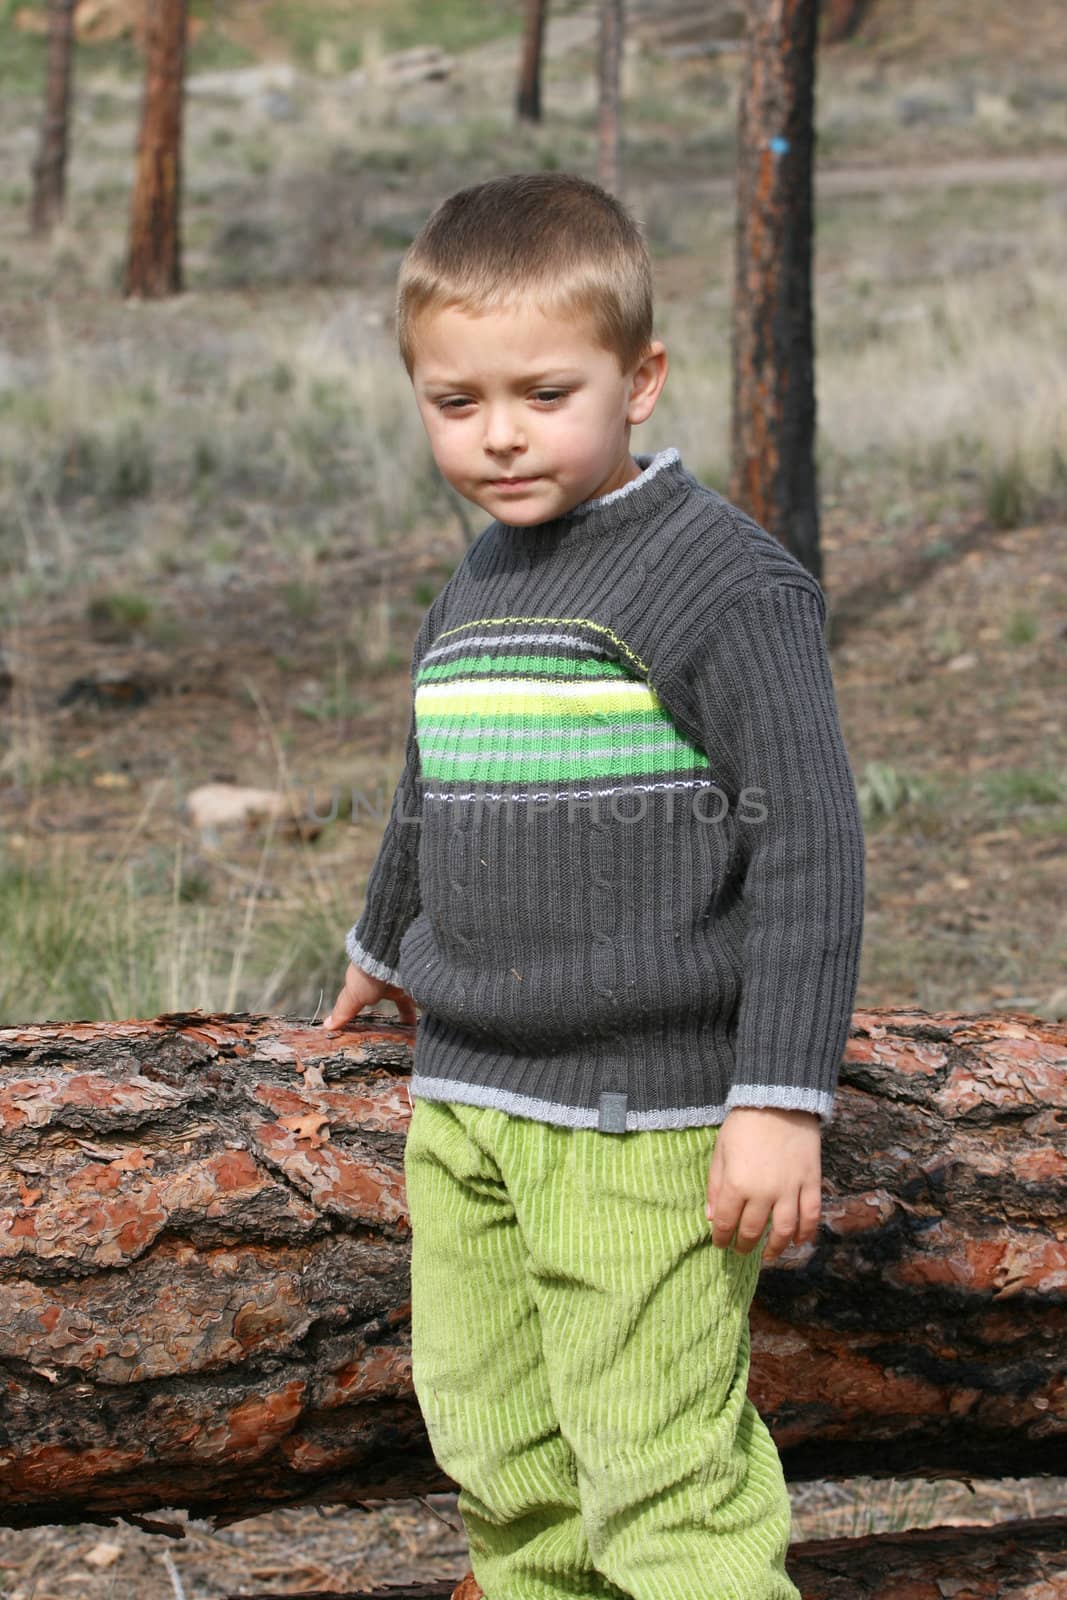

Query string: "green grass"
[[282, 578, 319, 621], [1003, 608, 1039, 646], [980, 766, 1067, 812], [857, 761, 940, 824], [262, 0, 521, 72], [86, 588, 153, 636]]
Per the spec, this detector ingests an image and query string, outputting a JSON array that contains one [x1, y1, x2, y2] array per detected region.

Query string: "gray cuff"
[[345, 928, 402, 988], [724, 1082, 836, 1128]]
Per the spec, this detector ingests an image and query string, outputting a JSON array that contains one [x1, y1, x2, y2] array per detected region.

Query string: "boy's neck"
[[613, 454, 642, 494]]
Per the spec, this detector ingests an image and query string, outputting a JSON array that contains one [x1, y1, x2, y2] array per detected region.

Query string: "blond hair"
[[395, 172, 655, 378]]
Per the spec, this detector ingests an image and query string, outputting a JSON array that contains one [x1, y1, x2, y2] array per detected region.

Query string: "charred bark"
[[30, 0, 77, 237], [731, 0, 821, 577], [0, 1007, 1064, 1527], [123, 0, 188, 298]]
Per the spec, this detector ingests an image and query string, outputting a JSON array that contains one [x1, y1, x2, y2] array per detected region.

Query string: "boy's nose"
[[483, 404, 526, 454]]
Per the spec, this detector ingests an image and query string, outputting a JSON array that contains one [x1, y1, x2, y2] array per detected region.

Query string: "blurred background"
[[0, 0, 1064, 1593]]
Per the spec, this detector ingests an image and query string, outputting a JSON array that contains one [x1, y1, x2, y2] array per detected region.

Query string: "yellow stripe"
[[433, 615, 651, 677], [416, 679, 663, 716]]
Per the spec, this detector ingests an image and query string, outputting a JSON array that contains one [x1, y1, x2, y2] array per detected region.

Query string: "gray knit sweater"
[[346, 447, 866, 1133]]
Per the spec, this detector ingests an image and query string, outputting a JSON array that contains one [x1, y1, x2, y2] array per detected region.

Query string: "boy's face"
[[409, 299, 668, 527]]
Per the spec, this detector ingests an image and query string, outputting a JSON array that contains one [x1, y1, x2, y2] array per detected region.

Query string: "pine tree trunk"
[[0, 1006, 1064, 1526], [123, 0, 188, 299], [30, 0, 77, 238], [597, 0, 623, 196], [730, 0, 821, 578], [823, 0, 872, 45], [516, 0, 549, 124]]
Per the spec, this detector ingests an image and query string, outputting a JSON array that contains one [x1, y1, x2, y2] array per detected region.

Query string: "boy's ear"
[[627, 340, 669, 424]]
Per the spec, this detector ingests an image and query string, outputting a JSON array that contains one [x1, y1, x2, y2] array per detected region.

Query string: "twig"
[[162, 1548, 187, 1600]]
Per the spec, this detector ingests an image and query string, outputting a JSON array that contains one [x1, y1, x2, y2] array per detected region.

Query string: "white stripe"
[[422, 777, 722, 802], [415, 678, 655, 703], [420, 719, 675, 744], [423, 630, 616, 664]]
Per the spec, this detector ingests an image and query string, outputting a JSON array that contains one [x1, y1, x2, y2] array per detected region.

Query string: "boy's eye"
[[434, 390, 568, 412]]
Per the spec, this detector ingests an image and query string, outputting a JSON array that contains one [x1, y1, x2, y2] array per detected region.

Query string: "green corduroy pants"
[[403, 1097, 801, 1600]]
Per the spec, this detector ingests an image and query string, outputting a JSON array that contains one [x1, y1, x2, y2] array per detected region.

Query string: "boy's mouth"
[[491, 476, 539, 488]]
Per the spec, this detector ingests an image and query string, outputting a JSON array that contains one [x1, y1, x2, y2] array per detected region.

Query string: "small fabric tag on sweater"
[[598, 1091, 628, 1133]]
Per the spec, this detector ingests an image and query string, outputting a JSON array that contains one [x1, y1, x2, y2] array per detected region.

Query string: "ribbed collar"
[[494, 447, 696, 555]]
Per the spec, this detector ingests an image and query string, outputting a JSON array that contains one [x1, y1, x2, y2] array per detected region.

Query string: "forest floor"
[[1, 0, 1065, 1595]]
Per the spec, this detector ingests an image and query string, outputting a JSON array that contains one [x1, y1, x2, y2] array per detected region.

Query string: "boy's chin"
[[461, 485, 581, 526]]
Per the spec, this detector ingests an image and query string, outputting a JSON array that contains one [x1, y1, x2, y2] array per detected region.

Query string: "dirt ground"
[[2, 1476, 1066, 1598]]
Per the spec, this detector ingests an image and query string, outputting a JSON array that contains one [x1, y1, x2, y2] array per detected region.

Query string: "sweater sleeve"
[[655, 579, 866, 1127], [343, 586, 449, 987]]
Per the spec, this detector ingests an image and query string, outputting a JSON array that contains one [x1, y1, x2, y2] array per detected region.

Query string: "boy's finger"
[[761, 1209, 797, 1264], [795, 1181, 823, 1248], [322, 990, 356, 1030], [390, 993, 418, 1025], [768, 1183, 810, 1261], [730, 1200, 770, 1256], [708, 1195, 743, 1251]]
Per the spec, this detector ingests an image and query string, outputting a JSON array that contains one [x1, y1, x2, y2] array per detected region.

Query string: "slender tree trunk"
[[30, 0, 77, 238], [124, 0, 188, 299], [516, 0, 549, 124], [823, 0, 871, 45], [730, 0, 821, 579], [596, 0, 623, 196]]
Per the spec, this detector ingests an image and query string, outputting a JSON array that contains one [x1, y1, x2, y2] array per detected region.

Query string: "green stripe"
[[419, 653, 633, 683], [421, 748, 710, 782], [419, 731, 701, 756]]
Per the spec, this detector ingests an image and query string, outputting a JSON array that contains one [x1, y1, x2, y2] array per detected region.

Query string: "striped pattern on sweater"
[[415, 615, 715, 798]]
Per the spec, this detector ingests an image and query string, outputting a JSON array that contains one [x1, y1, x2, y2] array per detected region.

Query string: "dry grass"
[[3, 184, 1065, 618]]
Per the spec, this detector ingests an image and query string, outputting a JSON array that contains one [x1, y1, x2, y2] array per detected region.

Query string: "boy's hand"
[[706, 1106, 823, 1265], [322, 962, 417, 1031]]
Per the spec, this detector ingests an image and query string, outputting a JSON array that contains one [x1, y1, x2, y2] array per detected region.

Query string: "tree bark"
[[124, 0, 188, 298], [0, 1007, 1064, 1527], [823, 0, 872, 46], [226, 1514, 1067, 1600], [30, 0, 77, 238], [516, 0, 549, 124], [596, 0, 623, 196], [731, 0, 821, 578]]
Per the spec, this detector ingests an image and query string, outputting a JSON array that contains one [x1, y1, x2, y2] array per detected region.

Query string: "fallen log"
[[0, 1006, 1064, 1527], [227, 1513, 1067, 1599]]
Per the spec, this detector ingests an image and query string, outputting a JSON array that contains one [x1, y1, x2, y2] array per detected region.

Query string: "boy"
[[323, 172, 865, 1600]]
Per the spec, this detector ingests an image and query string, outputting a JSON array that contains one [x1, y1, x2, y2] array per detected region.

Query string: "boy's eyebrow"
[[417, 368, 586, 390]]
